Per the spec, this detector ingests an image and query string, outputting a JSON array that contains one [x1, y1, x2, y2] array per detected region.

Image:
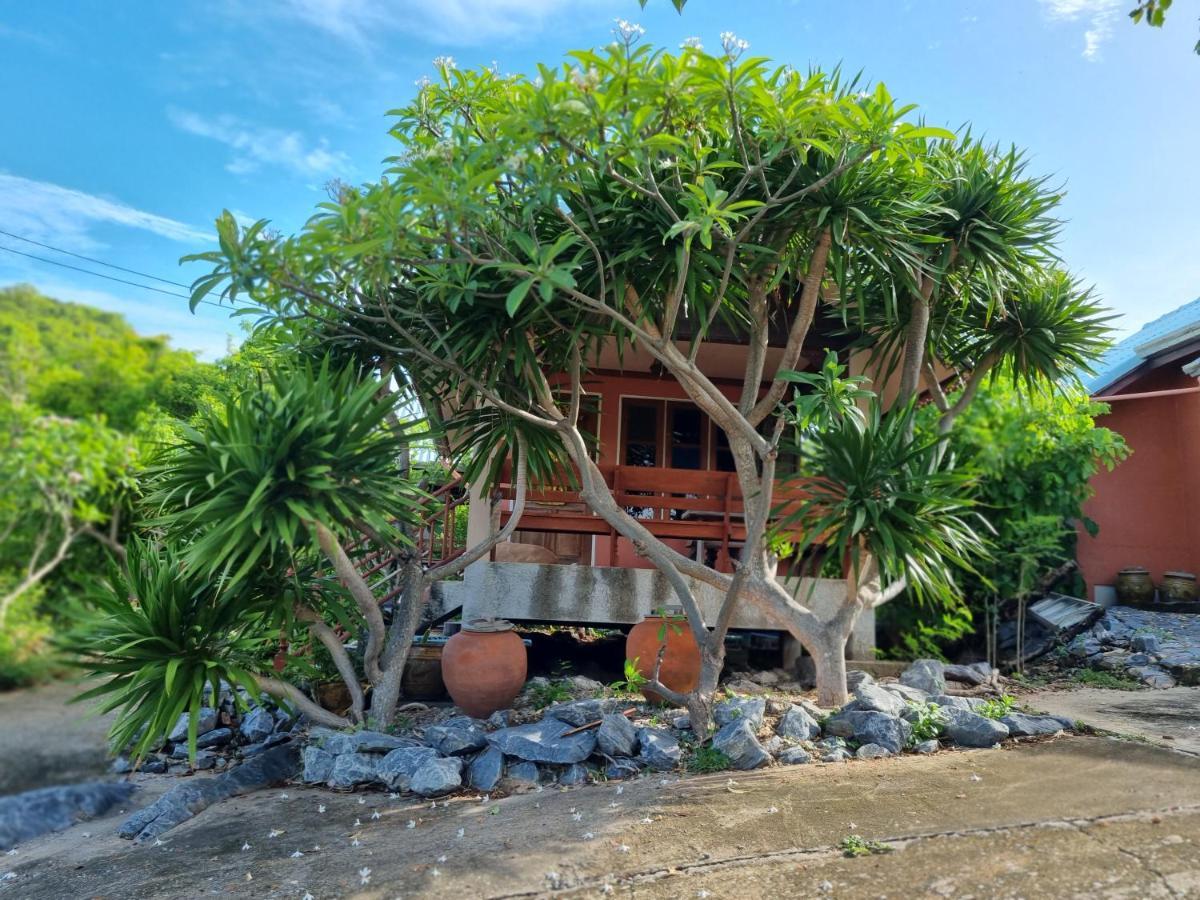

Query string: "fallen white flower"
[[241, 842, 251, 851], [371, 811, 381, 820], [456, 828, 465, 839], [618, 844, 631, 853], [354, 818, 362, 827], [290, 850, 304, 858], [437, 854, 447, 863], [359, 866, 372, 885], [406, 820, 416, 829], [269, 829, 282, 838], [640, 817, 653, 825], [351, 838, 362, 848], [317, 804, 326, 814], [582, 832, 595, 840]]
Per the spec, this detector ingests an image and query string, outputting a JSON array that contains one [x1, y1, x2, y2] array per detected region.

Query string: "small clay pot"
[[401, 641, 447, 701], [1160, 571, 1198, 602], [626, 614, 701, 704], [441, 619, 527, 718], [1115, 567, 1155, 605]]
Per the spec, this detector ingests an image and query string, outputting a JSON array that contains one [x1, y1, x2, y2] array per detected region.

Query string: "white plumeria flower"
[[406, 820, 416, 829], [389, 793, 400, 800], [618, 844, 631, 853], [612, 19, 646, 43], [582, 832, 595, 840], [433, 55, 456, 70], [371, 810, 381, 820], [572, 812, 583, 822], [317, 804, 326, 814], [437, 854, 447, 863], [358, 797, 367, 805], [290, 850, 304, 858], [456, 828, 465, 839], [280, 792, 290, 799], [354, 819, 362, 827], [969, 773, 982, 782], [640, 817, 653, 825], [241, 842, 251, 851], [432, 868, 442, 877], [615, 786, 624, 795], [351, 838, 362, 848], [768, 806, 779, 814], [719, 31, 750, 57], [680, 36, 703, 50], [359, 866, 372, 885], [269, 829, 282, 838]]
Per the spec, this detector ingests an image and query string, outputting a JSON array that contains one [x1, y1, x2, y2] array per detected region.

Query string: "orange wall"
[[1079, 368, 1200, 598]]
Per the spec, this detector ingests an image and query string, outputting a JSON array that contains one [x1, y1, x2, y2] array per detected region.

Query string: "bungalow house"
[[430, 308, 876, 662], [1078, 298, 1200, 600]]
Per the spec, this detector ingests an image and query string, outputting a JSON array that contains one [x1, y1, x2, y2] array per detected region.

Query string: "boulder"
[[1, 782, 137, 850], [308, 727, 415, 756], [879, 683, 929, 704], [714, 697, 766, 730], [488, 719, 598, 764], [856, 743, 892, 759], [776, 705, 822, 741], [999, 713, 1067, 737], [712, 720, 770, 770], [410, 757, 463, 797], [913, 739, 940, 755], [504, 760, 541, 788], [196, 727, 233, 749], [301, 746, 335, 785], [423, 724, 488, 756], [723, 678, 767, 695], [853, 684, 907, 717], [777, 747, 812, 765], [930, 694, 988, 712], [943, 662, 992, 686], [167, 707, 217, 743], [377, 746, 440, 792], [566, 675, 606, 696], [238, 708, 275, 744], [814, 736, 846, 752], [1131, 633, 1160, 654], [240, 733, 291, 758], [824, 711, 912, 755], [820, 749, 850, 763], [543, 698, 621, 727], [485, 710, 512, 730], [845, 670, 874, 690], [192, 751, 218, 770], [596, 714, 638, 757], [605, 758, 640, 779], [327, 752, 380, 790], [637, 727, 681, 771], [941, 707, 1010, 748], [465, 747, 504, 792], [899, 659, 946, 695], [558, 763, 590, 786]]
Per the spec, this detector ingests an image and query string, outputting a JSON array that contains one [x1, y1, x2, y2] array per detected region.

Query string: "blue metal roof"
[[1084, 297, 1200, 395]]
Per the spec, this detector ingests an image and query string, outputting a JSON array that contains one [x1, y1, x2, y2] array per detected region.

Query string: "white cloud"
[[1038, 0, 1120, 61], [269, 0, 603, 48], [168, 107, 350, 178], [0, 173, 210, 251]]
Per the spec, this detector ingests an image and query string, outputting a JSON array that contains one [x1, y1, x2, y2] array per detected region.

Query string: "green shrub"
[[905, 701, 948, 744], [0, 584, 60, 690], [686, 745, 732, 773], [975, 694, 1017, 719]]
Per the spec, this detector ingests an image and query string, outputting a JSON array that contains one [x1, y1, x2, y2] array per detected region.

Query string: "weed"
[[687, 746, 732, 773], [528, 679, 572, 709], [905, 701, 947, 744], [1072, 668, 1142, 691], [976, 694, 1017, 720], [610, 658, 649, 695], [840, 835, 893, 858]]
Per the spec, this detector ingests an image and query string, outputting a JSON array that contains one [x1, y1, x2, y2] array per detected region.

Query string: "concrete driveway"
[[1031, 686, 1200, 756]]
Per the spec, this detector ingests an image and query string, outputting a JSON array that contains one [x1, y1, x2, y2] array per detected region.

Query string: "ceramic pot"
[[401, 641, 447, 701], [1160, 571, 1198, 602], [441, 619, 527, 718], [316, 681, 352, 714], [626, 614, 701, 704], [1115, 567, 1155, 604]]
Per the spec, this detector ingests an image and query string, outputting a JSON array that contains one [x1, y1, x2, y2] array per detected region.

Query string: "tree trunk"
[[686, 642, 725, 740], [809, 631, 850, 707], [369, 557, 427, 728]]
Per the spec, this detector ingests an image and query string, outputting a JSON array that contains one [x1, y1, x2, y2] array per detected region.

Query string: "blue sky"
[[2, 0, 1198, 359]]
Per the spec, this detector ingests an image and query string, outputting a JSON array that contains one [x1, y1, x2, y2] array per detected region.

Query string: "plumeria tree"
[[188, 31, 1111, 719]]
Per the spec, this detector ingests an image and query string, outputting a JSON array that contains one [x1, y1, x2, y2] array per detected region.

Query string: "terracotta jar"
[[1115, 567, 1155, 605], [626, 613, 701, 704], [1160, 571, 1198, 603], [401, 640, 447, 701], [441, 618, 527, 718]]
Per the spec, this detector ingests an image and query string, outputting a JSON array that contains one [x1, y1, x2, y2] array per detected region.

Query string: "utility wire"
[[0, 228, 192, 288], [0, 243, 226, 309]]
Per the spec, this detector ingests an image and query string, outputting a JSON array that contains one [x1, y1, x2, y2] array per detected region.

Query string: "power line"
[[0, 228, 191, 288], [0, 243, 226, 309]]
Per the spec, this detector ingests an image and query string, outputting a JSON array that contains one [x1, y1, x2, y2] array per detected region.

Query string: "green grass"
[[839, 835, 894, 858], [686, 746, 731, 773], [527, 679, 573, 709], [1072, 668, 1143, 691]]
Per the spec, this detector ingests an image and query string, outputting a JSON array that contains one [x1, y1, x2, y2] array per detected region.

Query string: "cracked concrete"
[[1030, 686, 1200, 755], [3, 735, 1200, 898]]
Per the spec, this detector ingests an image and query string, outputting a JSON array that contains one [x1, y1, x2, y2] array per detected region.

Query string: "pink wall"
[[1079, 368, 1200, 598]]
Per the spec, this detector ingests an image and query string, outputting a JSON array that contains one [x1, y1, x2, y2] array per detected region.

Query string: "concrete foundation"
[[435, 561, 873, 655]]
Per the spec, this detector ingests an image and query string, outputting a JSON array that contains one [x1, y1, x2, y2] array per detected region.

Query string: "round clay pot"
[[626, 614, 700, 704], [1115, 567, 1155, 604], [441, 619, 527, 718], [1160, 571, 1198, 602]]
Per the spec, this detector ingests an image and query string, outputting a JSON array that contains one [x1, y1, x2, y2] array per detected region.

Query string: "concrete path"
[[1031, 686, 1200, 755], [3, 736, 1199, 899]]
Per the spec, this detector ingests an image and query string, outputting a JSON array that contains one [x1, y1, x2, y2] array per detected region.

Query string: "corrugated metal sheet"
[[1085, 297, 1200, 395]]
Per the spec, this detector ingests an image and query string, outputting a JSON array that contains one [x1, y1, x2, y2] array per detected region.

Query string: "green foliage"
[[0, 584, 60, 689], [840, 835, 894, 858], [65, 540, 281, 761], [686, 745, 731, 773], [975, 694, 1017, 720], [527, 679, 572, 709], [1072, 668, 1143, 691], [610, 658, 649, 695], [905, 701, 948, 744], [147, 358, 423, 586]]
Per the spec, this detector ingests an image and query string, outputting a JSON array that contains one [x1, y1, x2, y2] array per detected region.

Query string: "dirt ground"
[[3, 735, 1200, 899]]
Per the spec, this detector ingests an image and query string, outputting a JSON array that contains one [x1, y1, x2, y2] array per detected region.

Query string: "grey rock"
[[879, 683, 929, 704], [1126, 652, 1153, 667], [1131, 633, 1160, 654], [776, 705, 822, 741], [167, 707, 217, 743], [723, 678, 766, 695], [119, 744, 297, 843], [761, 735, 787, 756], [558, 763, 590, 786], [485, 710, 512, 730], [943, 663, 992, 686], [193, 751, 218, 770], [777, 747, 812, 765], [899, 659, 946, 695], [605, 757, 640, 779], [240, 733, 290, 758], [504, 760, 541, 787], [714, 697, 766, 730], [566, 675, 606, 696], [487, 719, 598, 764], [308, 727, 415, 756], [846, 670, 874, 690], [637, 727, 681, 771], [327, 752, 380, 790], [814, 736, 846, 752], [596, 714, 638, 757], [1, 782, 137, 850], [1096, 650, 1130, 671], [856, 743, 892, 759], [1067, 635, 1103, 659], [167, 763, 190, 776], [853, 684, 907, 717], [110, 756, 132, 775], [824, 711, 912, 755], [672, 714, 692, 730], [239, 708, 275, 744], [712, 720, 770, 770], [543, 698, 621, 727], [377, 746, 440, 792], [423, 724, 487, 756], [999, 713, 1066, 737], [273, 709, 294, 732], [765, 697, 791, 716], [930, 694, 989, 712], [196, 727, 233, 749], [466, 747, 504, 792], [141, 758, 168, 775], [941, 707, 1010, 748], [301, 746, 336, 785], [410, 757, 463, 797], [913, 739, 940, 755], [820, 749, 850, 763]]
